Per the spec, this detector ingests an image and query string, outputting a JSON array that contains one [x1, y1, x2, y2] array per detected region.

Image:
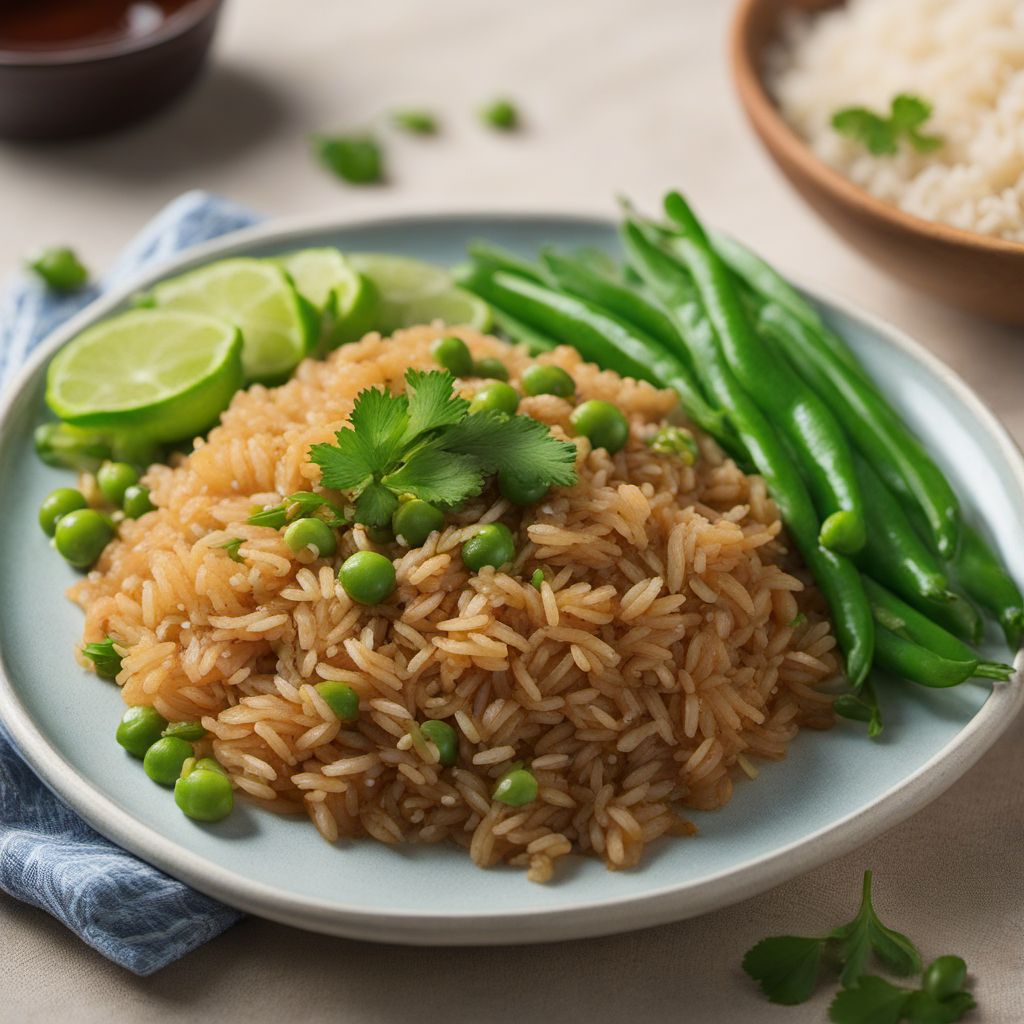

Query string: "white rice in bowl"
[[768, 0, 1024, 242]]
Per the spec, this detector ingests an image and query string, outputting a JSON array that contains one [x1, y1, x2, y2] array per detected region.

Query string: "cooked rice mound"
[[72, 326, 837, 881]]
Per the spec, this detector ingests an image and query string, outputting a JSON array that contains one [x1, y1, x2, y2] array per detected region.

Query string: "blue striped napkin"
[[0, 191, 264, 975]]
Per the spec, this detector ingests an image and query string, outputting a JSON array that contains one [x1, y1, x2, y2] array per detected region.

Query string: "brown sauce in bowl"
[[0, 0, 197, 52]]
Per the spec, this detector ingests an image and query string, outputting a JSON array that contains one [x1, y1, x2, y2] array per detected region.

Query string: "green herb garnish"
[[218, 537, 245, 563], [391, 109, 439, 135], [310, 369, 577, 528], [831, 94, 943, 156], [82, 637, 122, 680], [829, 973, 975, 1024], [313, 133, 385, 184], [743, 871, 920, 1005], [246, 492, 347, 530], [648, 424, 699, 465], [28, 246, 89, 292], [479, 98, 519, 131], [833, 680, 884, 739]]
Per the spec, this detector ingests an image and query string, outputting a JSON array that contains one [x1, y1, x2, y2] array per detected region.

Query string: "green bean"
[[756, 298, 960, 560], [621, 219, 873, 686], [952, 522, 1024, 650], [862, 577, 1013, 680], [456, 264, 739, 451], [874, 627, 979, 689], [662, 192, 865, 556], [488, 306, 556, 354], [539, 247, 690, 360]]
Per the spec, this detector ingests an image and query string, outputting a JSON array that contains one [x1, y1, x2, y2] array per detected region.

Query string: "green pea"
[[122, 484, 154, 519], [28, 246, 89, 291], [498, 470, 549, 506], [431, 335, 474, 376], [338, 550, 396, 604], [480, 98, 519, 131], [174, 768, 234, 822], [38, 487, 87, 536], [469, 381, 519, 416], [367, 524, 396, 546], [393, 499, 445, 547], [116, 705, 168, 759], [648, 425, 699, 465], [521, 364, 575, 398], [420, 719, 458, 767], [315, 681, 360, 721], [493, 767, 537, 806], [923, 956, 968, 1000], [143, 736, 194, 786], [191, 757, 228, 776], [461, 523, 515, 572], [96, 461, 139, 506], [162, 720, 206, 742], [283, 517, 337, 557], [529, 568, 545, 590], [570, 399, 630, 454], [473, 357, 509, 381], [54, 508, 114, 568]]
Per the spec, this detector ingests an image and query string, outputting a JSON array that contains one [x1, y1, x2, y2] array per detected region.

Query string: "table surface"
[[2, 1, 1023, 1021]]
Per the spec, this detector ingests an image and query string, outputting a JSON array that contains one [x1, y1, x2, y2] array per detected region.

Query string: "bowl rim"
[[1, 206, 1023, 945], [730, 0, 1024, 258], [0, 0, 223, 68]]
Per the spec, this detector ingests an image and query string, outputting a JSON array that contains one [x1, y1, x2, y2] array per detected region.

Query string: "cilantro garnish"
[[218, 538, 245, 563], [247, 492, 347, 530], [831, 94, 943, 156], [313, 133, 384, 185], [834, 679, 884, 739], [309, 369, 577, 528], [743, 871, 920, 1005], [82, 636, 122, 680], [829, 974, 975, 1024]]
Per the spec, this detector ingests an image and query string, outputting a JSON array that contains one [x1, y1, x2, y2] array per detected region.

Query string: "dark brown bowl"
[[731, 0, 1024, 323], [0, 0, 223, 140]]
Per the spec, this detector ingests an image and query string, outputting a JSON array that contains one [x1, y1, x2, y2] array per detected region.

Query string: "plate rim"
[[1, 208, 1022, 945]]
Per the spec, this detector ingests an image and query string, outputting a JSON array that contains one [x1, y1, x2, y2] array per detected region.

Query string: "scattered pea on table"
[[38, 486, 87, 536], [461, 522, 516, 572], [521, 364, 575, 398], [392, 499, 445, 547], [570, 399, 630, 454], [338, 550, 396, 604], [431, 335, 474, 377], [469, 381, 519, 416]]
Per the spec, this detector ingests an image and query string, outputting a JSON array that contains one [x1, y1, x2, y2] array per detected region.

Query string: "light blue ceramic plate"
[[1, 213, 1022, 945]]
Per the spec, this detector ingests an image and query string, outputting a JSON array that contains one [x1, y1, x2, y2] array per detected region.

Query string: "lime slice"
[[152, 258, 314, 384], [348, 253, 492, 333], [46, 309, 243, 443], [275, 247, 380, 349]]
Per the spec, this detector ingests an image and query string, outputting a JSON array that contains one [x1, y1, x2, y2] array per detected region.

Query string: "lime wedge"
[[152, 258, 314, 384], [275, 247, 380, 349], [46, 309, 243, 443], [348, 253, 492, 333]]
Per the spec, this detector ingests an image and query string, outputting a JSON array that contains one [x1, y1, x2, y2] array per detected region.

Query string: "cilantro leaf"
[[82, 637, 122, 680], [403, 368, 469, 442], [246, 503, 288, 529], [350, 386, 410, 468], [904, 990, 976, 1023], [742, 935, 826, 1005], [442, 410, 578, 487], [889, 94, 931, 132], [382, 442, 485, 506], [832, 107, 897, 155], [829, 975, 912, 1024], [354, 482, 400, 528], [313, 133, 384, 185], [830, 871, 921, 986], [310, 429, 376, 492]]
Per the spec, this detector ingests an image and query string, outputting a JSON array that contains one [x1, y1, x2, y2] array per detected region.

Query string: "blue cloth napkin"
[[0, 191, 265, 975]]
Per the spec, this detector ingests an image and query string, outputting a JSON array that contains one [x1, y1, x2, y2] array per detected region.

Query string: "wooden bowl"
[[731, 0, 1024, 322], [0, 0, 224, 140]]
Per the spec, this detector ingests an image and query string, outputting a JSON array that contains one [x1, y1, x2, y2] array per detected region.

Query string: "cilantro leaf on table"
[[308, 369, 579, 528], [829, 976, 975, 1024], [313, 134, 385, 185], [831, 94, 943, 156], [742, 871, 920, 1004]]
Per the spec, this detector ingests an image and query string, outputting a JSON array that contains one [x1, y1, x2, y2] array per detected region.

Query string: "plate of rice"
[[1, 212, 1022, 944]]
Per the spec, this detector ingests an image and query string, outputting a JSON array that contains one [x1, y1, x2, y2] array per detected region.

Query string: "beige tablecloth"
[[2, 1, 1023, 1020]]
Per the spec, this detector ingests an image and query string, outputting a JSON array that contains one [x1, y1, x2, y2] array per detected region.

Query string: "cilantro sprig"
[[309, 369, 577, 527], [831, 94, 943, 156], [82, 636, 122, 680], [743, 871, 920, 1004], [743, 872, 975, 1023]]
